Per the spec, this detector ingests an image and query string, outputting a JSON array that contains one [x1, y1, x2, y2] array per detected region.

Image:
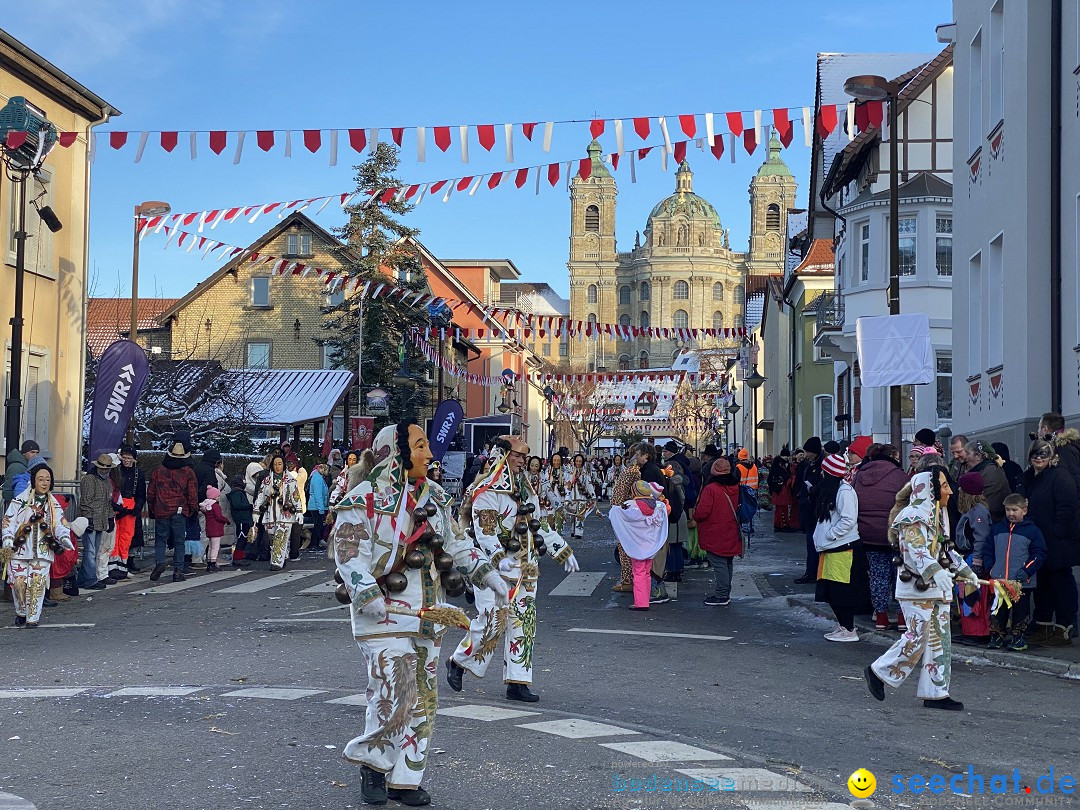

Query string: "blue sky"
[[4, 0, 948, 300]]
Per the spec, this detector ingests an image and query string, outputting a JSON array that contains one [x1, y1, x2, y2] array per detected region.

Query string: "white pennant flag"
[[369, 128, 379, 150], [134, 131, 149, 163], [660, 145, 668, 172], [284, 130, 292, 157], [189, 131, 198, 160], [802, 107, 813, 147], [442, 181, 454, 203], [846, 101, 855, 141], [542, 121, 554, 152], [705, 112, 715, 146], [413, 183, 428, 205], [504, 123, 514, 162], [630, 149, 636, 183], [416, 126, 426, 162], [754, 110, 763, 146], [535, 165, 541, 195], [459, 125, 469, 163], [328, 130, 338, 167], [233, 131, 246, 165], [469, 176, 482, 196], [658, 116, 673, 152], [614, 119, 625, 154], [729, 133, 736, 163]]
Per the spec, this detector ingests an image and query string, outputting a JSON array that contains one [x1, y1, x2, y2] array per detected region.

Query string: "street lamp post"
[[726, 398, 741, 454], [131, 201, 171, 346], [844, 74, 902, 449], [744, 366, 766, 460]]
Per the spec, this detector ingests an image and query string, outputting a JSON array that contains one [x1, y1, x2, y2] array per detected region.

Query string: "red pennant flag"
[[487, 173, 503, 189], [633, 117, 650, 139], [434, 126, 452, 152], [159, 131, 178, 152], [726, 112, 744, 137], [855, 103, 869, 133], [348, 129, 367, 152], [547, 163, 560, 186], [611, 153, 620, 170], [515, 168, 529, 188], [429, 180, 448, 194], [58, 131, 78, 147], [521, 122, 537, 140], [590, 119, 605, 138], [405, 184, 421, 199], [391, 127, 404, 146], [254, 130, 274, 151], [477, 125, 496, 151], [673, 141, 687, 163], [207, 130, 227, 154], [477, 329, 485, 339], [5, 131, 27, 150], [866, 100, 884, 129], [379, 188, 397, 204], [817, 104, 838, 139], [679, 115, 697, 138], [456, 177, 473, 191], [743, 128, 757, 155], [578, 158, 591, 181], [638, 146, 652, 160], [773, 108, 793, 147], [710, 135, 725, 160], [109, 131, 127, 149]]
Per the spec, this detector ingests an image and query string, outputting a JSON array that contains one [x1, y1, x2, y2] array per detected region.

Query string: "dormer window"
[[286, 231, 313, 257]]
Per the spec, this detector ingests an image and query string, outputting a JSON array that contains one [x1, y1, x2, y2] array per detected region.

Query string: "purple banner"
[[88, 339, 150, 457], [429, 399, 464, 462]]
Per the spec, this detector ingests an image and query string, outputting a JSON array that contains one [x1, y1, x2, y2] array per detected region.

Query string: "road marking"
[[214, 569, 323, 594], [674, 768, 810, 792], [1, 623, 95, 630], [324, 694, 369, 706], [107, 686, 205, 697], [567, 628, 733, 642], [731, 575, 762, 599], [517, 718, 640, 739], [740, 802, 852, 810], [290, 604, 348, 617], [549, 571, 607, 597], [0, 790, 36, 809], [599, 740, 732, 762], [221, 687, 327, 700], [258, 617, 349, 624], [440, 704, 541, 722], [0, 688, 86, 698], [137, 570, 247, 595], [299, 580, 338, 594]]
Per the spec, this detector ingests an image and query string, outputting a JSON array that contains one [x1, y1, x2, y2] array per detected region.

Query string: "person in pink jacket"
[[201, 486, 230, 572]]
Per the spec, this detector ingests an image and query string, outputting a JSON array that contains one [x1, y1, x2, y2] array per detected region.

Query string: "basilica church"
[[567, 134, 797, 371]]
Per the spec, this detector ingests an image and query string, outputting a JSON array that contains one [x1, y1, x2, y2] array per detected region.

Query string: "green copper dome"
[[755, 131, 793, 177], [646, 161, 722, 227], [584, 140, 611, 179]]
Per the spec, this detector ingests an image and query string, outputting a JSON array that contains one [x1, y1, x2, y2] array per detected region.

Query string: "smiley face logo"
[[847, 768, 876, 798]]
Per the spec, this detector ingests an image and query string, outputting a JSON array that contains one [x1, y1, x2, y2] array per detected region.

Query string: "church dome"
[[646, 161, 722, 228]]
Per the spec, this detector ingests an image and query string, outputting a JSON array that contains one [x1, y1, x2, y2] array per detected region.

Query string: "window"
[[712, 311, 724, 330], [969, 29, 983, 155], [619, 314, 631, 327], [618, 355, 630, 370], [246, 341, 271, 368], [734, 284, 744, 304], [898, 216, 917, 276], [936, 216, 953, 277], [542, 343, 551, 357], [968, 252, 982, 374], [673, 309, 689, 329], [988, 233, 1004, 367], [584, 205, 600, 233], [587, 284, 598, 304], [858, 221, 870, 282], [639, 352, 649, 369], [640, 281, 650, 301], [4, 348, 50, 450], [321, 343, 340, 369], [815, 395, 834, 442], [766, 203, 781, 230], [587, 313, 598, 327], [559, 340, 568, 357], [936, 352, 953, 421], [251, 276, 271, 307], [7, 169, 54, 277], [712, 282, 724, 301], [619, 285, 631, 305], [640, 310, 650, 329], [286, 231, 312, 257], [989, 1, 1004, 127], [673, 280, 689, 300], [734, 315, 744, 329]]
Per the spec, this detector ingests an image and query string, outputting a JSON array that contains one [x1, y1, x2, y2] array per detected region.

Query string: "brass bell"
[[385, 572, 409, 593], [429, 536, 444, 553], [898, 569, 914, 582], [405, 549, 426, 569], [535, 542, 547, 557], [528, 519, 542, 533], [434, 552, 455, 572], [891, 555, 903, 567], [420, 525, 436, 542], [334, 569, 344, 584], [505, 537, 521, 553], [514, 522, 529, 535], [441, 570, 466, 596], [425, 503, 438, 518], [522, 503, 536, 514], [412, 508, 428, 524], [334, 583, 351, 604], [914, 577, 930, 591]]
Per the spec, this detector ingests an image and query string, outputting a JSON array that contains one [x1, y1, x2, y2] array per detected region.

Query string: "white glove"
[[931, 569, 954, 593], [498, 557, 515, 574], [563, 553, 580, 574], [483, 572, 510, 606], [359, 597, 387, 620], [960, 569, 980, 588]]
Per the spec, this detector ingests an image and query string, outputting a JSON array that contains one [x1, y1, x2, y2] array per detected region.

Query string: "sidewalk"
[[751, 517, 1080, 680]]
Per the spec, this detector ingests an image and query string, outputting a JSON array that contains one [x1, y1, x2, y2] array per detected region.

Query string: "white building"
[[815, 48, 956, 443], [948, 0, 1080, 450]]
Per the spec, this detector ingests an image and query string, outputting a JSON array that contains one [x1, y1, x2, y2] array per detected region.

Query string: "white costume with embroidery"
[[332, 425, 498, 790], [451, 446, 576, 685], [563, 464, 596, 537], [254, 470, 301, 569], [2, 488, 74, 624]]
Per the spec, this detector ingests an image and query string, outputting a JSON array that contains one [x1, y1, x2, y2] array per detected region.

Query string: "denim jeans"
[[77, 529, 102, 586], [155, 514, 187, 570], [705, 552, 734, 600]]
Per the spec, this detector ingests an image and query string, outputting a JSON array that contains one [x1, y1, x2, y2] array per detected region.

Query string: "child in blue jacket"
[[979, 493, 1047, 651]]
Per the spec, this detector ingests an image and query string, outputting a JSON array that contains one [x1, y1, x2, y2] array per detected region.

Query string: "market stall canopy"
[[229, 368, 356, 427]]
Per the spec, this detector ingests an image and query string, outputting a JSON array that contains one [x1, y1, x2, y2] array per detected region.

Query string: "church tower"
[[746, 132, 797, 276], [568, 141, 618, 371]]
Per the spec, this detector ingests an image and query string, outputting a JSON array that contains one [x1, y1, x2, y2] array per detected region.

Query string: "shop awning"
[[227, 368, 355, 427]]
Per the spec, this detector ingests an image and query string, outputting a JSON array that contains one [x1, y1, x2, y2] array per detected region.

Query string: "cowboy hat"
[[91, 453, 116, 470]]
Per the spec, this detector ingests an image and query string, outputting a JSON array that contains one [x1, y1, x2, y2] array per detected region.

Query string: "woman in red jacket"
[[693, 458, 744, 606]]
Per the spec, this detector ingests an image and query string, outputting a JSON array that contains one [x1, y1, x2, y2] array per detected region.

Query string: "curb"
[[785, 594, 1080, 680]]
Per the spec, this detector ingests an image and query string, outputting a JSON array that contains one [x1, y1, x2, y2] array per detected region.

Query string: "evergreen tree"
[[323, 143, 430, 430]]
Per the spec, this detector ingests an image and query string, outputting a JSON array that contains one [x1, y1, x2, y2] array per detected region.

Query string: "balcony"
[[814, 292, 845, 335]]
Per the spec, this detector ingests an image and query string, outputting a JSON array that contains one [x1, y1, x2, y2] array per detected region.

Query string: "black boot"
[[386, 786, 430, 806], [506, 683, 539, 703], [923, 696, 964, 711], [446, 658, 464, 692], [863, 666, 885, 702], [149, 563, 167, 582], [360, 766, 387, 805], [126, 556, 141, 573]]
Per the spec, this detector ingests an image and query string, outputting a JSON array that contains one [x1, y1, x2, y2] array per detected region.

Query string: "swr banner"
[[88, 339, 150, 457]]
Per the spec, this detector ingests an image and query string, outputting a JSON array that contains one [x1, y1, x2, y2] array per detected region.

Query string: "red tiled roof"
[[793, 239, 835, 275], [87, 297, 177, 356]]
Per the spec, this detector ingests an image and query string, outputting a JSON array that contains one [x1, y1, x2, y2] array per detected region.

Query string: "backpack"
[[737, 484, 758, 523]]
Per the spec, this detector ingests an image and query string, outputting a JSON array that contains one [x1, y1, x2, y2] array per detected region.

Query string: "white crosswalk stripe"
[[214, 569, 323, 594], [549, 571, 606, 596], [517, 718, 640, 739], [600, 740, 731, 762], [221, 688, 326, 700], [107, 687, 205, 697], [440, 704, 540, 722], [675, 768, 811, 792], [0, 688, 86, 698], [136, 570, 247, 595]]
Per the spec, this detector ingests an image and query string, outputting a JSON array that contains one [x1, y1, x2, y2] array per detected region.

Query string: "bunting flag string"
[[142, 224, 750, 343], [410, 330, 505, 387], [3, 101, 876, 165], [531, 370, 728, 386]]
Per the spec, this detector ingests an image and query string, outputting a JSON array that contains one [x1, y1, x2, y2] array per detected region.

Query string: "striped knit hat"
[[821, 453, 848, 479]]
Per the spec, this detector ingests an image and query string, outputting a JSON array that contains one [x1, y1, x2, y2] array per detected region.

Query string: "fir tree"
[[323, 143, 430, 429]]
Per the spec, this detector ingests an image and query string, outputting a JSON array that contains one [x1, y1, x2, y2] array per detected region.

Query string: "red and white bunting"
[[410, 331, 504, 387]]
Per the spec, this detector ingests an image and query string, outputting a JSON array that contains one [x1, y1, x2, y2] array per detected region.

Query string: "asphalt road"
[[1, 513, 1078, 810]]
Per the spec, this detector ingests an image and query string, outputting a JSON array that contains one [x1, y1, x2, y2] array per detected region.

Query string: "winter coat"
[[693, 476, 743, 557], [1000, 459, 1024, 495], [118, 464, 147, 517], [956, 503, 992, 557], [244, 461, 265, 500], [2, 449, 29, 505], [307, 468, 329, 513], [146, 455, 199, 519], [767, 460, 790, 495], [971, 459, 1010, 523], [794, 457, 822, 507], [982, 517, 1046, 587], [666, 476, 685, 525], [813, 481, 860, 552], [227, 489, 253, 525], [667, 452, 697, 507], [193, 460, 218, 501], [638, 460, 667, 491], [853, 458, 909, 548], [77, 469, 116, 532], [1018, 465, 1080, 571], [1051, 428, 1080, 499], [201, 498, 230, 538]]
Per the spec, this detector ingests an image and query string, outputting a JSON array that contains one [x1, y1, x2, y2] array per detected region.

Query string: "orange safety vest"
[[737, 462, 759, 490]]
